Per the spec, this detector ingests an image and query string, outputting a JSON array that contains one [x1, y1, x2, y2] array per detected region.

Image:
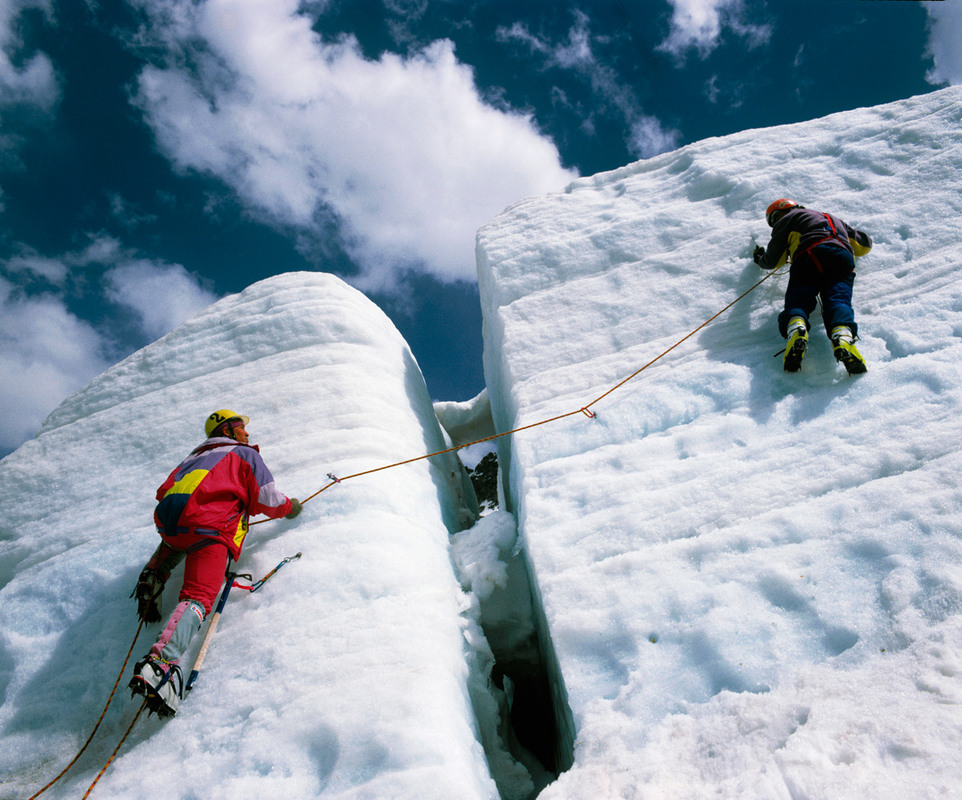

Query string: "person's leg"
[[145, 540, 186, 582], [135, 541, 186, 623], [131, 542, 230, 715], [812, 247, 866, 374], [777, 260, 820, 338], [815, 242, 857, 338], [148, 599, 205, 665], [148, 542, 230, 664], [179, 542, 231, 616], [821, 272, 857, 338]]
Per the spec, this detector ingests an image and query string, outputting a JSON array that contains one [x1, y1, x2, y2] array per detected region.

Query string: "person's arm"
[[241, 448, 295, 519]]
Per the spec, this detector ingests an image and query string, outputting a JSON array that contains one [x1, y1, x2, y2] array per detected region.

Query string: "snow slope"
[[0, 273, 516, 800], [2, 86, 962, 800], [476, 85, 962, 798]]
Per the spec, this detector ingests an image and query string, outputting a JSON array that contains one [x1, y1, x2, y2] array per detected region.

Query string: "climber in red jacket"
[[129, 409, 301, 716]]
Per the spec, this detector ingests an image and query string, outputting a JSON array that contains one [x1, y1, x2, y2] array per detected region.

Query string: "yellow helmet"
[[204, 409, 250, 438]]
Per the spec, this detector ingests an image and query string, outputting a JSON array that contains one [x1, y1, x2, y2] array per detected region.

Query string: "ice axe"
[[186, 553, 301, 692]]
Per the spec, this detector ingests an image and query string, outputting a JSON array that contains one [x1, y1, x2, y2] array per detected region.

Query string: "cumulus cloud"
[[0, 276, 111, 451], [925, 2, 962, 86], [658, 0, 770, 60], [0, 0, 59, 109], [128, 0, 576, 292], [0, 237, 220, 451], [104, 259, 219, 341], [497, 11, 680, 160]]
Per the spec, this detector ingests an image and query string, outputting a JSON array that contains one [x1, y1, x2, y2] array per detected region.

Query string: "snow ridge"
[[0, 273, 511, 799], [477, 85, 962, 798]]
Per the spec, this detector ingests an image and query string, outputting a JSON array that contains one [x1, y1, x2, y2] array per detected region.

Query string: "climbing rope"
[[81, 700, 148, 799], [253, 264, 784, 518], [27, 619, 145, 800], [29, 263, 782, 794]]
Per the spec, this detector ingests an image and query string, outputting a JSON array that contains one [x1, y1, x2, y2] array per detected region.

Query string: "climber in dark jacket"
[[754, 199, 872, 374]]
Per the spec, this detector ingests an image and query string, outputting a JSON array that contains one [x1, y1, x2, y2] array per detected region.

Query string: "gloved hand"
[[133, 567, 165, 623], [285, 498, 303, 519], [753, 245, 766, 266]]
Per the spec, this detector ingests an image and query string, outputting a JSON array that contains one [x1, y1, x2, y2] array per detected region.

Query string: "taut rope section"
[[254, 266, 783, 519]]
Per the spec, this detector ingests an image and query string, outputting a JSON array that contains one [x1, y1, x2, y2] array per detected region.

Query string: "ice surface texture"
[[477, 86, 962, 799]]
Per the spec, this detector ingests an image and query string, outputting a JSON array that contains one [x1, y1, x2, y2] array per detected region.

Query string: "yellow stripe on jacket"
[[163, 469, 210, 498]]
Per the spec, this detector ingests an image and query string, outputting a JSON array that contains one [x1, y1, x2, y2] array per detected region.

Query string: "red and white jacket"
[[154, 437, 293, 558]]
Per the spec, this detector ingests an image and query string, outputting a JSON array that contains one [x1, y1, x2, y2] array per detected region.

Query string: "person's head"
[[204, 409, 250, 443], [766, 198, 802, 227]]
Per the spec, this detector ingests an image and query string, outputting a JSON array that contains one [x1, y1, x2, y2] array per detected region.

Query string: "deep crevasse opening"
[[438, 393, 572, 799]]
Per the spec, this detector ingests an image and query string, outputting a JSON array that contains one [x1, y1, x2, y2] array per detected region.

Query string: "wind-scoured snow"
[[477, 85, 962, 799], [0, 273, 513, 800]]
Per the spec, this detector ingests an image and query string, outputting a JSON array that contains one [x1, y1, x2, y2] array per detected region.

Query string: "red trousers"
[[146, 535, 231, 615]]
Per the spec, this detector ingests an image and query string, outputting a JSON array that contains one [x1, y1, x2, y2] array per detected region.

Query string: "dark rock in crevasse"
[[467, 451, 499, 513]]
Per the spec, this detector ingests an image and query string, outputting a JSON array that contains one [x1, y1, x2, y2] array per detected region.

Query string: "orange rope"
[[27, 619, 144, 799], [253, 265, 782, 517], [583, 267, 779, 410], [81, 699, 148, 799]]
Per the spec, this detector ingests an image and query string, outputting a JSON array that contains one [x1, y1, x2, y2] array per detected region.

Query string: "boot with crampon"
[[129, 657, 182, 717], [782, 316, 808, 372], [831, 325, 867, 375]]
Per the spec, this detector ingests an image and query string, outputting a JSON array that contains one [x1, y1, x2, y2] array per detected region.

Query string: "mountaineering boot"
[[782, 316, 808, 372], [129, 657, 183, 717], [831, 325, 867, 375]]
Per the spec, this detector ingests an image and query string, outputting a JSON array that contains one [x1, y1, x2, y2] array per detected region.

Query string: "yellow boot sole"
[[833, 339, 867, 374], [783, 329, 808, 372]]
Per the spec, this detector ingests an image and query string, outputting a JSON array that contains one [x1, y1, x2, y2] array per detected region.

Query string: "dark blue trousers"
[[777, 242, 857, 339]]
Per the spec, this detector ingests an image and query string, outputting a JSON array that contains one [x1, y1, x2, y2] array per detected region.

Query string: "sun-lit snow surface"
[[0, 273, 516, 800], [3, 88, 962, 800], [477, 85, 962, 798]]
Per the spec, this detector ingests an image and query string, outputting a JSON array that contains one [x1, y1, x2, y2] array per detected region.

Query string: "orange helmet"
[[766, 199, 801, 227]]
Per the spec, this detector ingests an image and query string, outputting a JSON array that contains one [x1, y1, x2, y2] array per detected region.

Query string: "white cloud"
[[0, 276, 111, 451], [497, 11, 680, 160], [658, 0, 770, 60], [108, 193, 160, 230], [61, 234, 220, 342], [496, 22, 549, 57], [629, 116, 680, 160], [925, 2, 962, 86], [0, 0, 58, 110], [0, 239, 221, 451], [104, 259, 219, 341], [3, 236, 126, 288], [3, 245, 70, 284], [129, 0, 577, 292], [549, 13, 594, 70]]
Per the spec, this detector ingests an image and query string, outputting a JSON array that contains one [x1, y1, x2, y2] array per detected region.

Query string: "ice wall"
[[476, 86, 962, 797], [0, 272, 498, 799]]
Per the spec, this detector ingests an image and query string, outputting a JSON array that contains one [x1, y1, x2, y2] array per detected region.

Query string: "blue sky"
[[1, 0, 959, 456]]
